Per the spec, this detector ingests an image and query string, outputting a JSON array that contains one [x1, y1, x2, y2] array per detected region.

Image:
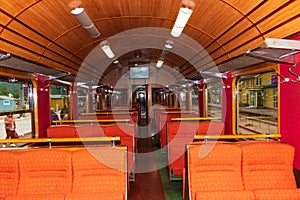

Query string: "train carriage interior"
[[1, 0, 300, 199]]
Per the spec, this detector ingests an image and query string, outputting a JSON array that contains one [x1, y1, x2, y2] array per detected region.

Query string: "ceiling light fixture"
[[165, 40, 174, 49], [100, 41, 115, 58], [71, 7, 100, 38], [0, 52, 11, 61], [171, 1, 194, 37], [156, 58, 164, 68]]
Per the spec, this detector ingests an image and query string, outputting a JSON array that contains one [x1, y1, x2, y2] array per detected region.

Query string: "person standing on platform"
[[3, 113, 18, 147]]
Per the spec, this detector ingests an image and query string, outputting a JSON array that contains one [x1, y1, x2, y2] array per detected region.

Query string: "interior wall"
[[280, 36, 300, 170], [37, 75, 50, 138]]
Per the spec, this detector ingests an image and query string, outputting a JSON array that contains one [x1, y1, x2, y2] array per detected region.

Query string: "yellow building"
[[238, 72, 278, 109]]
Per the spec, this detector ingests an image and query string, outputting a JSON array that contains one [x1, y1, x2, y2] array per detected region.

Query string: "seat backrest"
[[197, 121, 225, 135], [71, 147, 127, 198], [188, 143, 243, 200], [0, 151, 19, 196], [18, 149, 72, 194], [47, 125, 77, 138], [241, 142, 297, 190], [168, 122, 199, 140], [75, 125, 105, 137]]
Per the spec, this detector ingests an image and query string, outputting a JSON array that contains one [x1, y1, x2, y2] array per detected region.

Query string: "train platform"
[[239, 107, 278, 117]]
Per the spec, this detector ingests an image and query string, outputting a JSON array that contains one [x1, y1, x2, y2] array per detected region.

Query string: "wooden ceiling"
[[0, 0, 299, 86]]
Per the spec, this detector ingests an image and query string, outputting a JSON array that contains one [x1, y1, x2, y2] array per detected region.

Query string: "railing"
[[81, 112, 136, 116], [0, 136, 120, 148], [171, 117, 221, 122], [194, 133, 281, 142], [162, 111, 197, 114], [52, 119, 131, 125]]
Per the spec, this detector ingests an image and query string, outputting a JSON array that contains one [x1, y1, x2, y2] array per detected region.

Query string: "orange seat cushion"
[[188, 143, 243, 200], [241, 142, 297, 190], [5, 194, 66, 200], [47, 125, 77, 138], [71, 148, 126, 196], [254, 189, 300, 200], [18, 149, 72, 194], [195, 190, 255, 200], [0, 151, 19, 196]]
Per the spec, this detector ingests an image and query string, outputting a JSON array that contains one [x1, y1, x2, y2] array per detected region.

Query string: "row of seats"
[[186, 141, 300, 200], [78, 112, 137, 124], [154, 110, 198, 149], [167, 121, 224, 179], [47, 124, 136, 181], [0, 147, 127, 200]]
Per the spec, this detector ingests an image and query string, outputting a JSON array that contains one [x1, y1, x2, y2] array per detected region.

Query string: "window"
[[207, 81, 222, 119], [236, 71, 278, 134], [50, 84, 69, 120], [192, 85, 199, 112], [273, 89, 278, 108], [256, 78, 262, 86], [0, 79, 34, 139]]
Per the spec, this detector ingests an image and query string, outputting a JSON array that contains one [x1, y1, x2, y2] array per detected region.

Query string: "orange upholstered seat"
[[76, 125, 105, 137], [65, 193, 124, 200], [241, 142, 297, 190], [195, 190, 255, 200], [104, 124, 136, 181], [241, 142, 300, 199], [71, 148, 127, 198], [47, 125, 77, 138], [197, 121, 225, 135], [0, 151, 19, 199], [0, 147, 128, 199], [188, 143, 248, 200], [167, 122, 198, 179], [159, 113, 198, 148], [18, 149, 72, 195], [5, 194, 66, 200]]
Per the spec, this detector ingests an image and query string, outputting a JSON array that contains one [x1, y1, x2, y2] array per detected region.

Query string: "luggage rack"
[[218, 38, 300, 73]]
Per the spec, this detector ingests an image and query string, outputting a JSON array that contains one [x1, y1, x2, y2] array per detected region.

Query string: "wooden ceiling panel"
[[1, 29, 46, 57], [257, 1, 300, 34], [217, 19, 255, 46], [1, 0, 300, 84], [0, 12, 12, 28], [53, 28, 98, 55], [222, 0, 265, 14], [95, 17, 175, 39], [0, 40, 39, 62], [248, 0, 293, 22], [182, 26, 214, 49], [190, 0, 243, 39], [222, 27, 264, 53], [1, 0, 37, 16], [263, 17, 300, 39], [17, 1, 77, 40], [7, 20, 51, 47], [38, 57, 66, 72], [45, 44, 81, 66]]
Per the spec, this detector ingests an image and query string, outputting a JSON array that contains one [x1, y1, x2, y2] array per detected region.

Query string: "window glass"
[[50, 84, 69, 120], [236, 71, 278, 134], [0, 79, 33, 139], [77, 87, 88, 113], [192, 85, 199, 112], [207, 81, 222, 119]]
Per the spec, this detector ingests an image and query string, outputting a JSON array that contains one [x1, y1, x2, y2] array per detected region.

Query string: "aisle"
[[128, 126, 166, 200]]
